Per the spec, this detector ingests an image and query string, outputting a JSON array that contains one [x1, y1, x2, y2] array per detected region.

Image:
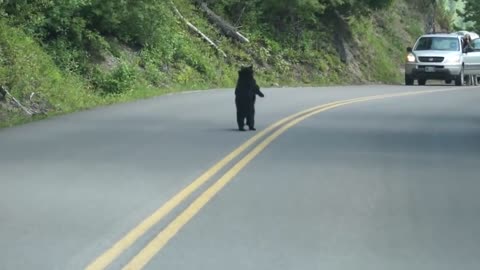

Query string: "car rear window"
[[414, 37, 459, 51]]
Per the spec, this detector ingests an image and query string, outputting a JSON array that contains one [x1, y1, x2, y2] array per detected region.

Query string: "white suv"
[[405, 33, 465, 86]]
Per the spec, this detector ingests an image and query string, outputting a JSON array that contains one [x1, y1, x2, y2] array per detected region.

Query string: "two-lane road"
[[1, 85, 479, 270]]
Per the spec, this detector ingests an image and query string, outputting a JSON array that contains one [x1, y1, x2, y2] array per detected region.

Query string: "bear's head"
[[238, 65, 254, 77]]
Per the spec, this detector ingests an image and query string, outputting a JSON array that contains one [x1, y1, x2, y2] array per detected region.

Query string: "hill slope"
[[0, 0, 454, 127]]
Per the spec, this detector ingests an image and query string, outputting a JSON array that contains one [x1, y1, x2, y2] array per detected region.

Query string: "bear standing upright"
[[234, 65, 264, 131]]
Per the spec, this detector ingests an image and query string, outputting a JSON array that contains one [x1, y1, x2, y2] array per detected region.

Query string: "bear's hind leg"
[[247, 104, 256, 131], [237, 110, 246, 131]]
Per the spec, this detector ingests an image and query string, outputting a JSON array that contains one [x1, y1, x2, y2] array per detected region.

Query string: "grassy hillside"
[[0, 19, 99, 124], [0, 0, 451, 128]]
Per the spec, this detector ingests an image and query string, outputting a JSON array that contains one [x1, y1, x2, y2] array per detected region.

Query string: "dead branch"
[[234, 6, 246, 27], [195, 1, 249, 43], [1, 86, 33, 116], [170, 1, 227, 57]]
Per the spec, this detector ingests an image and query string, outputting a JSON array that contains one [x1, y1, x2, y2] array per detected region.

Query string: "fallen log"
[[195, 1, 249, 43], [1, 86, 33, 116], [170, 1, 227, 57]]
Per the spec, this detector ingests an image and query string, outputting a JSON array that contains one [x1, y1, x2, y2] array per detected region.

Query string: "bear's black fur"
[[234, 65, 264, 131]]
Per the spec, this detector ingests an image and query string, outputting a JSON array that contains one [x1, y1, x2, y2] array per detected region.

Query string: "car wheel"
[[405, 75, 414, 85], [445, 79, 452, 84], [455, 68, 464, 86], [418, 79, 427, 85]]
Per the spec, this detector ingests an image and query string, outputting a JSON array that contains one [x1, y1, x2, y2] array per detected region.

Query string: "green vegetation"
[[0, 0, 456, 128], [0, 19, 99, 126], [459, 0, 480, 31]]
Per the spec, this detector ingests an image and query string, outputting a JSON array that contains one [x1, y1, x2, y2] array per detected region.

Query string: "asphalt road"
[[1, 85, 479, 270]]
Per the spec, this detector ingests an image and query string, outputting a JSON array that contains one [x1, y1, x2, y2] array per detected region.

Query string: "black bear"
[[234, 65, 264, 131]]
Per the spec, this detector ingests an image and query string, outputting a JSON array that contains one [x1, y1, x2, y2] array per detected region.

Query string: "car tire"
[[405, 75, 414, 85], [455, 68, 464, 86], [445, 79, 452, 84], [418, 79, 427, 86]]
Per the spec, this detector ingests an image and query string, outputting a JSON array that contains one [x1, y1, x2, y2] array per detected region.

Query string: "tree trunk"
[[0, 85, 6, 101]]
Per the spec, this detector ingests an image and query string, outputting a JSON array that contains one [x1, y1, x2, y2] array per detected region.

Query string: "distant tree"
[[460, 0, 480, 31], [0, 0, 173, 48]]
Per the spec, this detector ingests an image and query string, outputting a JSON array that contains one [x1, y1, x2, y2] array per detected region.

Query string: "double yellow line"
[[86, 86, 470, 270]]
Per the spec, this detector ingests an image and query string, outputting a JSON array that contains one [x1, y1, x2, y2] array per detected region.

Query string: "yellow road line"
[[121, 86, 470, 270], [85, 97, 373, 270]]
